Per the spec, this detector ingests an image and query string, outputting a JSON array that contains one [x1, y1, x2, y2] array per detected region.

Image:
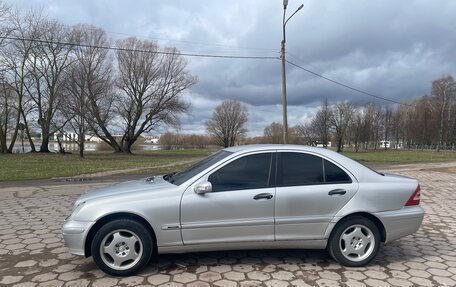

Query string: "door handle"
[[254, 193, 273, 200], [328, 189, 347, 196]]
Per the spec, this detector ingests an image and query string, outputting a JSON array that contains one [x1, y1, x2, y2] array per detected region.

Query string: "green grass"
[[1, 148, 456, 181], [342, 149, 456, 166], [0, 149, 211, 181]]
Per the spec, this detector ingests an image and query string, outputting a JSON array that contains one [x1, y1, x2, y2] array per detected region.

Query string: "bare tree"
[[205, 99, 248, 147], [310, 98, 332, 148], [360, 103, 374, 149], [0, 81, 17, 153], [391, 104, 405, 149], [0, 9, 46, 153], [431, 75, 456, 151], [0, 1, 13, 47], [381, 105, 393, 150], [159, 132, 183, 150], [331, 101, 356, 152], [108, 38, 195, 153], [27, 18, 74, 152], [349, 109, 363, 152], [403, 96, 435, 149], [0, 1, 15, 153], [263, 122, 282, 144], [371, 105, 383, 150], [294, 122, 317, 146], [61, 61, 89, 157], [61, 24, 114, 157]]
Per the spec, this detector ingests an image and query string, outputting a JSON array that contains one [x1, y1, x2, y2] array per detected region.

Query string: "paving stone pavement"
[[1, 164, 456, 287]]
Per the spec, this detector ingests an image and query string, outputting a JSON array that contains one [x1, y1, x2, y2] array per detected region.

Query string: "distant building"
[[142, 134, 159, 144], [53, 131, 103, 143], [379, 140, 391, 148], [382, 140, 403, 149], [54, 131, 78, 142], [316, 141, 332, 148]]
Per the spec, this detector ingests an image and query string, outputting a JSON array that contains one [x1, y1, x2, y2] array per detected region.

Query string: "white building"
[[53, 131, 103, 143], [379, 140, 391, 148], [143, 135, 159, 144]]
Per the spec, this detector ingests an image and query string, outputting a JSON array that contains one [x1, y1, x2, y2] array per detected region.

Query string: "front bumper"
[[62, 219, 95, 256], [374, 205, 424, 243]]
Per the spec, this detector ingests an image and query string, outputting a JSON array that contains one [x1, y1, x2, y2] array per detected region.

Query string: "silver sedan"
[[62, 144, 424, 276]]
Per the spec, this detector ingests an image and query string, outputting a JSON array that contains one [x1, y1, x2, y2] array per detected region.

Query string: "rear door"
[[275, 151, 358, 240]]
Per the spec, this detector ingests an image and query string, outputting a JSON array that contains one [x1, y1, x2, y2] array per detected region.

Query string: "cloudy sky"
[[8, 0, 456, 135]]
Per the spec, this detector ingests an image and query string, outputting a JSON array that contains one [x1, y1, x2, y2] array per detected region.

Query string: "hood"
[[74, 176, 173, 206]]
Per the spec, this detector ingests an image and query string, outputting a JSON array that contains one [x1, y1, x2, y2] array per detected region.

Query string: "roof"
[[225, 144, 332, 155]]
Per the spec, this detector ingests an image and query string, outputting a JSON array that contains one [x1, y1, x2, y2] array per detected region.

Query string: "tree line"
[[0, 3, 196, 156], [195, 75, 456, 152], [258, 75, 456, 152]]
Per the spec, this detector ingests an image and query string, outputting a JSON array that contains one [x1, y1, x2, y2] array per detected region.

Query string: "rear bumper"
[[374, 205, 424, 243], [62, 219, 94, 256]]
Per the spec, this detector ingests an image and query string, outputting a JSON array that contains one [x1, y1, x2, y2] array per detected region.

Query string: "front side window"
[[208, 153, 273, 192]]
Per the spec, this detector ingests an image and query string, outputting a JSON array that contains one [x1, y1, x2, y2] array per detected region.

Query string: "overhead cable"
[[0, 36, 279, 60], [285, 59, 411, 106]]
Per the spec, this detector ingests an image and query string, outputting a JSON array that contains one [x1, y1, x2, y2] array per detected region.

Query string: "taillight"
[[405, 185, 421, 206]]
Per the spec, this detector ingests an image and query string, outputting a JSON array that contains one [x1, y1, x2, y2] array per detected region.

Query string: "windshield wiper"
[[163, 172, 177, 183]]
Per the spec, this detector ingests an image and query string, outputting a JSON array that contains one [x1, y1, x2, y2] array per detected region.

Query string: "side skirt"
[[158, 239, 327, 254]]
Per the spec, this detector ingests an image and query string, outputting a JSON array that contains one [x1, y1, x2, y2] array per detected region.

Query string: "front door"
[[180, 152, 275, 245]]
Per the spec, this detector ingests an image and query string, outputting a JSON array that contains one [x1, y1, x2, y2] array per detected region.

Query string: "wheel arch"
[[327, 212, 386, 244], [84, 212, 157, 257]]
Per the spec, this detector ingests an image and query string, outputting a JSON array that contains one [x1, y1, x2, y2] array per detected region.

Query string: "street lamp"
[[281, 0, 303, 144]]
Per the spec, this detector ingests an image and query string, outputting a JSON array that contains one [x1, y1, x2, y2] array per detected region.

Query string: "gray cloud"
[[8, 0, 456, 135]]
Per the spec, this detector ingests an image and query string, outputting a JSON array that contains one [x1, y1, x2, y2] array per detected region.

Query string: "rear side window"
[[278, 152, 324, 186], [277, 152, 352, 186], [208, 153, 273, 192], [324, 159, 352, 183]]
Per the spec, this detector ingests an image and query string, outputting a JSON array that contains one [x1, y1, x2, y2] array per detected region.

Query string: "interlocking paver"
[[1, 163, 456, 286]]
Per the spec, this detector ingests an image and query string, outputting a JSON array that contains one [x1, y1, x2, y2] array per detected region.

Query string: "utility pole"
[[281, 0, 303, 144]]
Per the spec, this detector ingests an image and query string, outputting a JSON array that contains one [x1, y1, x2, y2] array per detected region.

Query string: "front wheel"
[[91, 219, 153, 276], [328, 216, 380, 267]]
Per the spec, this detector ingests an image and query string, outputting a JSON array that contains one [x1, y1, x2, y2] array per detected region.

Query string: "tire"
[[328, 216, 380, 267], [91, 219, 154, 276]]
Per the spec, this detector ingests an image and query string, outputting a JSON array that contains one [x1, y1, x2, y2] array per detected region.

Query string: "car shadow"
[[138, 240, 425, 276]]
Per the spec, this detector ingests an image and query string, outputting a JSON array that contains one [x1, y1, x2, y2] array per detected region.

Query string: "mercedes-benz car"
[[62, 144, 424, 276]]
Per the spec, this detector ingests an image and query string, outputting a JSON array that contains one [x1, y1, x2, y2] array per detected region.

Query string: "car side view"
[[62, 144, 424, 276]]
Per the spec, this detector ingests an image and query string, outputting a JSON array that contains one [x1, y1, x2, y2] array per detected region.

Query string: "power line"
[[102, 29, 277, 52], [285, 59, 411, 106], [69, 23, 277, 52], [0, 36, 280, 60], [1, 35, 412, 106]]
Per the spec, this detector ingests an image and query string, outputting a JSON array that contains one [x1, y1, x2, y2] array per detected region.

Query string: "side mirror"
[[194, 181, 212, 194]]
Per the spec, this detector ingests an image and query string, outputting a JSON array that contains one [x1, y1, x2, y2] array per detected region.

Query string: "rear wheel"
[[91, 219, 153, 276], [328, 216, 380, 267]]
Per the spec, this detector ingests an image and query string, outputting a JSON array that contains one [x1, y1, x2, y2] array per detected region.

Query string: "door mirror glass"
[[194, 181, 212, 194]]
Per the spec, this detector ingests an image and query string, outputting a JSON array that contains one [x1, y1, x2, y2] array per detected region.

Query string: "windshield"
[[166, 150, 233, 185]]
